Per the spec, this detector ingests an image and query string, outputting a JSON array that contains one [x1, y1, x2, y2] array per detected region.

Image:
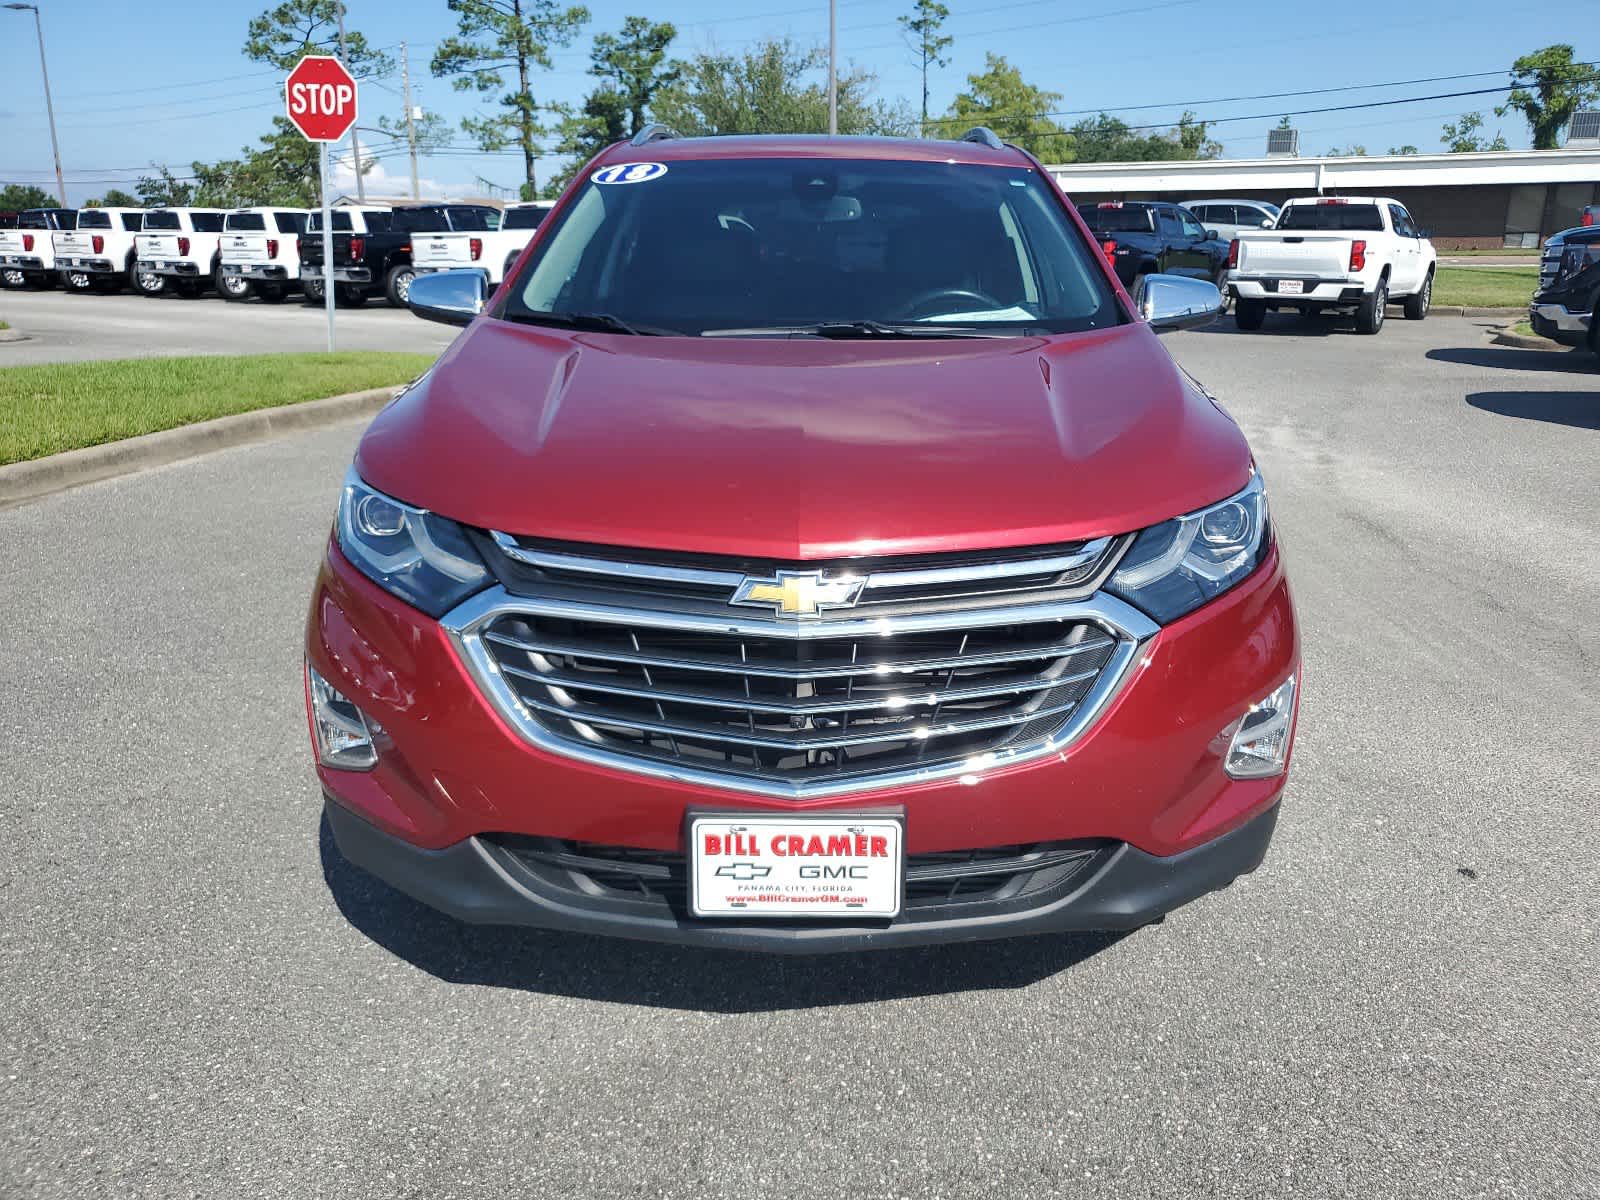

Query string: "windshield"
[[504, 158, 1119, 336], [1277, 204, 1384, 231], [1078, 205, 1156, 233]]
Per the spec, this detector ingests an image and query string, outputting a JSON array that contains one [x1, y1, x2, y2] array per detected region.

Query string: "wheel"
[[1234, 298, 1266, 331], [1213, 266, 1232, 311], [61, 269, 95, 293], [133, 261, 167, 296], [1, 267, 26, 289], [303, 276, 325, 303], [219, 270, 253, 302], [383, 263, 415, 307], [337, 283, 368, 308], [1403, 270, 1432, 321], [1355, 276, 1388, 334]]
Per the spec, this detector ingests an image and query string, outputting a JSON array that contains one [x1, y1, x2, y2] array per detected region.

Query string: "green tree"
[[0, 184, 57, 210], [432, 0, 592, 196], [1497, 44, 1600, 149], [1067, 112, 1215, 163], [94, 188, 140, 207], [243, 0, 390, 73], [377, 108, 456, 155], [938, 54, 1073, 162], [652, 39, 907, 137], [1387, 144, 1420, 155], [1323, 143, 1368, 157], [1441, 111, 1508, 153], [1275, 115, 1293, 130], [591, 16, 680, 135], [134, 166, 195, 208], [1176, 111, 1222, 160], [898, 0, 951, 137]]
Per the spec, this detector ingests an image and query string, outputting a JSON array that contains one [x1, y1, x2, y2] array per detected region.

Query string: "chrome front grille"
[[444, 539, 1156, 798]]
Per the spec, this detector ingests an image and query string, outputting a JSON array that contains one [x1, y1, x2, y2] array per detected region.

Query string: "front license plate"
[[1278, 278, 1304, 294], [689, 814, 904, 919]]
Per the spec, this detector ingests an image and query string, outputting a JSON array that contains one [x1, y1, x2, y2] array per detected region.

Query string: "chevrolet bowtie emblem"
[[715, 862, 772, 881], [731, 570, 864, 618]]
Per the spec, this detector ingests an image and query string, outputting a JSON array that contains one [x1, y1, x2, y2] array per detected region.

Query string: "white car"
[[219, 207, 310, 302], [412, 200, 553, 288], [1181, 198, 1280, 242], [0, 207, 77, 288], [54, 207, 147, 293], [134, 207, 228, 296], [1226, 196, 1436, 334]]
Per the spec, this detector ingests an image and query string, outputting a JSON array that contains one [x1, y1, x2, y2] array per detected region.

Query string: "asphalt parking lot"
[[0, 288, 454, 365], [1, 311, 1596, 1197]]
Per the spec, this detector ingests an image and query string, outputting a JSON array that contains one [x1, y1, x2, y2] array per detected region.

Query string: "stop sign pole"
[[285, 55, 359, 351]]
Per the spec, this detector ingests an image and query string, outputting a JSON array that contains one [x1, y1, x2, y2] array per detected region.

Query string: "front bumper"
[[325, 791, 1281, 953], [1529, 301, 1592, 346], [1230, 275, 1365, 305], [308, 541, 1299, 949]]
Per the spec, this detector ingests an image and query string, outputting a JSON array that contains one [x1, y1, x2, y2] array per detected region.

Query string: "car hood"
[[356, 318, 1252, 560]]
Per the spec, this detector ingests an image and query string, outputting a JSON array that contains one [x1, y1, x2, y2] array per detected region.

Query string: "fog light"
[[1224, 676, 1296, 779], [307, 664, 379, 771]]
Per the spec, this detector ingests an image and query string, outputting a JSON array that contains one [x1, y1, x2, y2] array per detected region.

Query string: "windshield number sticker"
[[592, 162, 668, 186]]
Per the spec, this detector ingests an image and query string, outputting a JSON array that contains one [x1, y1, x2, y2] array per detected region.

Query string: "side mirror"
[[1205, 228, 1219, 240], [1133, 273, 1223, 334], [1260, 219, 1274, 228], [408, 269, 486, 326]]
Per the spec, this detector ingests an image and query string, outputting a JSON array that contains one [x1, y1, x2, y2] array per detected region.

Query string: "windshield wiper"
[[503, 310, 671, 336], [703, 321, 1008, 339]]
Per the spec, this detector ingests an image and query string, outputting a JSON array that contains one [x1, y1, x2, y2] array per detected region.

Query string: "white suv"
[[1182, 199, 1281, 242]]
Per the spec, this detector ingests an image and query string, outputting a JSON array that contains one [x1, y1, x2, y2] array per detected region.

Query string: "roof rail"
[[960, 126, 1006, 150], [630, 123, 680, 147]]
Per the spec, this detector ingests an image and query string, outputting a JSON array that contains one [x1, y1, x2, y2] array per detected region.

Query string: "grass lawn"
[[0, 351, 434, 466], [1431, 265, 1537, 309], [1508, 320, 1536, 338], [1439, 247, 1540, 257]]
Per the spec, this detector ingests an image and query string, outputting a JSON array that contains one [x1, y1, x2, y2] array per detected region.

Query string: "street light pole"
[[827, 0, 838, 136], [4, 3, 65, 205], [336, 3, 366, 204]]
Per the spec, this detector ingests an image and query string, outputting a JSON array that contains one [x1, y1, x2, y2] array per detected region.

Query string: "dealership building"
[[1047, 147, 1600, 248]]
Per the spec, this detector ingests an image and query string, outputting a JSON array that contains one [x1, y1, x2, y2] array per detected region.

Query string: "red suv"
[[305, 128, 1300, 952]]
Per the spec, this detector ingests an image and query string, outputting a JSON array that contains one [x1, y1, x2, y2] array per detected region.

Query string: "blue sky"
[[0, 0, 1590, 205]]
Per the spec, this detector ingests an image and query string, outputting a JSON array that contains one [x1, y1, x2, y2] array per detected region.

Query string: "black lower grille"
[[487, 836, 1106, 916]]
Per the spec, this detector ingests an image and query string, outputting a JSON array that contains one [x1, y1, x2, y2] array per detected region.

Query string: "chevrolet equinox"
[[305, 128, 1301, 952]]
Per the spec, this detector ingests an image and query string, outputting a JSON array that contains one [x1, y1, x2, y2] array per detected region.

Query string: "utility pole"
[[336, 2, 366, 203], [827, 0, 837, 135], [400, 40, 420, 201], [4, 4, 65, 204]]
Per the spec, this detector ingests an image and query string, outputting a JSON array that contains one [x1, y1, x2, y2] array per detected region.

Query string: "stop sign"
[[285, 55, 358, 142]]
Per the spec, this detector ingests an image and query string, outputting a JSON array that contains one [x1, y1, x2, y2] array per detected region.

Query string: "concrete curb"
[[1432, 305, 1525, 317], [1490, 327, 1562, 351], [0, 384, 402, 511], [0, 328, 28, 343]]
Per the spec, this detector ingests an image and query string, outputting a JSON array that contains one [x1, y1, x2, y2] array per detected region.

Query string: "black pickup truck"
[[299, 203, 501, 306], [1076, 201, 1231, 292], [1529, 225, 1600, 354]]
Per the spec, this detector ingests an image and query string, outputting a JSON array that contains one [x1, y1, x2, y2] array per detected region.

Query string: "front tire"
[[1234, 298, 1267, 331], [383, 263, 415, 307], [1403, 270, 1432, 321], [1355, 277, 1388, 335]]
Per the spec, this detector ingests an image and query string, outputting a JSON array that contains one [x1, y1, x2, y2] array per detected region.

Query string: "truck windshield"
[[1078, 205, 1156, 233], [505, 158, 1121, 336], [1277, 204, 1384, 231]]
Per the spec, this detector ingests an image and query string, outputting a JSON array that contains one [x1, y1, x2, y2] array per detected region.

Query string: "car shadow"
[[1191, 312, 1350, 337], [318, 815, 1127, 1011], [1428, 345, 1596, 373], [1466, 391, 1600, 430]]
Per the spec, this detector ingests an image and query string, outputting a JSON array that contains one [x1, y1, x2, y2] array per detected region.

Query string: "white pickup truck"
[[0, 207, 77, 288], [1226, 196, 1436, 334], [134, 208, 228, 296], [54, 207, 146, 293], [218, 207, 310, 302], [412, 200, 554, 288]]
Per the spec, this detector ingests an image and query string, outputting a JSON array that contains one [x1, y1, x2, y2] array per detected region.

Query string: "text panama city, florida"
[[701, 831, 892, 858]]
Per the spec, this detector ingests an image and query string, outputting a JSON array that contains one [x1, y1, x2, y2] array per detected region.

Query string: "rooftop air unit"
[[1266, 128, 1299, 158], [1567, 111, 1600, 148]]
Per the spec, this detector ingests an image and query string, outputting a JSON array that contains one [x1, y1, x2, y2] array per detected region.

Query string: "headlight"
[[1105, 472, 1270, 623], [335, 468, 489, 616]]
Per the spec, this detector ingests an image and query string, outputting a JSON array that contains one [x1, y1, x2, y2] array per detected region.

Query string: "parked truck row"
[[0, 199, 554, 306]]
